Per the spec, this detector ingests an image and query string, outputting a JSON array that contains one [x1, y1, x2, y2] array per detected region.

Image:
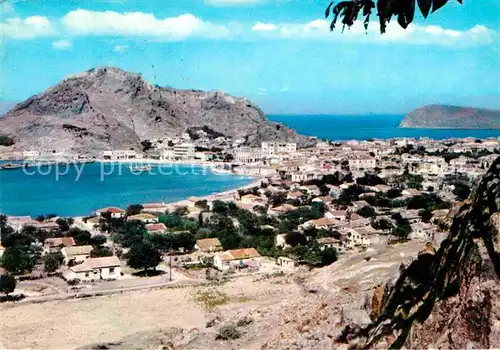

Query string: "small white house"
[[213, 248, 261, 271], [64, 256, 122, 282], [61, 245, 93, 265], [95, 207, 125, 219]]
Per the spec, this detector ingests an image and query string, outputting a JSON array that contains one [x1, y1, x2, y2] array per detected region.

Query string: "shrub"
[[216, 325, 241, 340]]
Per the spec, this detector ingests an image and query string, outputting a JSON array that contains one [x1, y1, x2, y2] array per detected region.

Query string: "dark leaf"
[[417, 0, 432, 18], [363, 0, 375, 16], [325, 2, 334, 18], [398, 0, 416, 28], [432, 0, 448, 13], [364, 13, 371, 30]]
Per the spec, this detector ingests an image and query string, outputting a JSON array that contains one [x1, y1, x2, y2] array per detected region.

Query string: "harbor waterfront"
[[0, 162, 254, 217]]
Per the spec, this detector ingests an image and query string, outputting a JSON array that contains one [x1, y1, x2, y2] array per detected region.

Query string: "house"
[[325, 210, 348, 222], [102, 150, 137, 160], [268, 204, 296, 216], [373, 184, 392, 192], [277, 256, 296, 269], [213, 248, 261, 271], [127, 213, 158, 223], [145, 223, 167, 234], [431, 209, 449, 221], [287, 191, 304, 201], [44, 237, 76, 254], [64, 256, 121, 282], [61, 245, 93, 264], [402, 189, 422, 197], [410, 222, 433, 240], [6, 216, 33, 231], [28, 220, 61, 232], [316, 237, 344, 253], [195, 238, 223, 253], [261, 142, 297, 155], [342, 228, 371, 248], [142, 202, 168, 213], [400, 209, 421, 223], [95, 207, 125, 219], [349, 156, 377, 170], [311, 196, 334, 204], [303, 217, 340, 230], [240, 194, 262, 205], [235, 147, 262, 163], [300, 185, 321, 196]]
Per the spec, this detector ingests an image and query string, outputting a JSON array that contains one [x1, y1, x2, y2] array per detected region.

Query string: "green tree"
[[284, 231, 307, 247], [337, 185, 365, 205], [419, 209, 433, 223], [90, 246, 114, 258], [44, 252, 63, 273], [386, 188, 402, 199], [171, 231, 196, 251], [371, 218, 394, 231], [126, 241, 162, 272], [195, 200, 210, 211], [1, 244, 41, 275], [55, 218, 71, 232], [0, 274, 17, 296], [356, 205, 376, 218], [126, 204, 143, 217], [452, 183, 471, 201]]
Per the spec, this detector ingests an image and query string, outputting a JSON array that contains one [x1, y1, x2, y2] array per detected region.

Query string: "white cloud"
[[251, 22, 277, 32], [250, 19, 497, 46], [52, 39, 72, 50], [205, 0, 265, 6], [61, 9, 231, 40], [113, 44, 128, 53], [1, 16, 54, 39]]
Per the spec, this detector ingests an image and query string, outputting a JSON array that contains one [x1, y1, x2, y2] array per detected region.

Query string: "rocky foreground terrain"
[[400, 104, 500, 129], [0, 67, 310, 154]]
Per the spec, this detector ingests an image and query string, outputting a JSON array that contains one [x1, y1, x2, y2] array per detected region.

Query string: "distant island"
[[400, 104, 500, 129]]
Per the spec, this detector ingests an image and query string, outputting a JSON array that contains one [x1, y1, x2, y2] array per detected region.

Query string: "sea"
[[1, 114, 498, 217], [0, 163, 252, 217], [268, 115, 500, 141]]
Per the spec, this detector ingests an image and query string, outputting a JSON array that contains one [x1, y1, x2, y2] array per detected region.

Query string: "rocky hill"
[[400, 104, 500, 129], [0, 67, 310, 154]]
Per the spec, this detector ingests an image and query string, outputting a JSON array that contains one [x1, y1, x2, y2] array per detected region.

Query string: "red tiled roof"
[[97, 207, 124, 214], [145, 223, 167, 232], [45, 237, 76, 247]]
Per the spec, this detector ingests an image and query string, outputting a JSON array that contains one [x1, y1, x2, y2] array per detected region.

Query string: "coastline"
[[162, 177, 264, 211], [0, 159, 262, 218]]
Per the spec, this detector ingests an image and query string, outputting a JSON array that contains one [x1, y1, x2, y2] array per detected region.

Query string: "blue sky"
[[1, 0, 499, 114]]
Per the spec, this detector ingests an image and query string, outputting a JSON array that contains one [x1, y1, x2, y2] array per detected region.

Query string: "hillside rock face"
[[400, 104, 500, 129], [344, 157, 500, 349], [0, 67, 310, 154]]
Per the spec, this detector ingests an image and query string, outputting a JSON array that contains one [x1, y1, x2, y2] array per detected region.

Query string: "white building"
[[64, 256, 122, 282], [348, 156, 377, 170], [102, 150, 138, 160], [261, 142, 297, 155], [174, 143, 196, 160], [61, 245, 93, 265], [213, 248, 261, 271], [23, 150, 40, 158], [235, 147, 262, 163]]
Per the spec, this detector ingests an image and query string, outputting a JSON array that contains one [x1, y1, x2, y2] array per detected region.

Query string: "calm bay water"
[[0, 163, 252, 217], [269, 115, 500, 141], [1, 115, 498, 217]]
